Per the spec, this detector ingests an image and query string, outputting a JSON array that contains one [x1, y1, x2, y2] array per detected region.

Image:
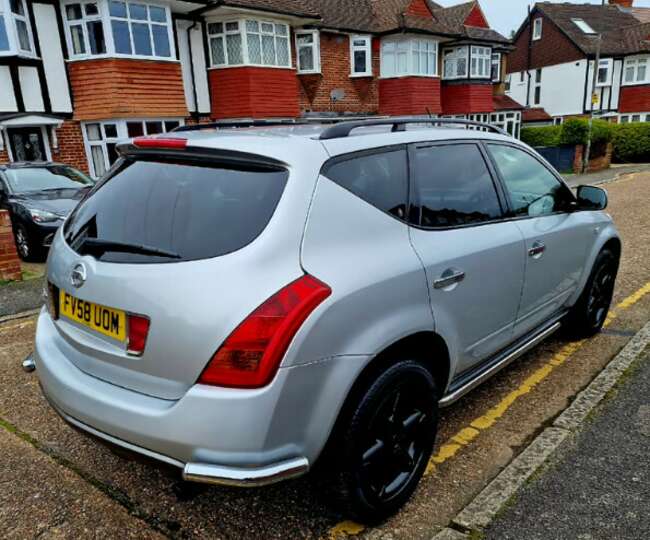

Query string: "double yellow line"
[[328, 281, 650, 539]]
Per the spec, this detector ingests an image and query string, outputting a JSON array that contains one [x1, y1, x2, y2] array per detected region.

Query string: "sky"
[[434, 0, 650, 37]]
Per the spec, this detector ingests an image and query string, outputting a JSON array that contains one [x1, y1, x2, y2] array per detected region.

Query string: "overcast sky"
[[434, 0, 650, 36]]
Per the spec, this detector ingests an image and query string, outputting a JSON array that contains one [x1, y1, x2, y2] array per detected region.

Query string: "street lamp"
[[584, 33, 602, 173]]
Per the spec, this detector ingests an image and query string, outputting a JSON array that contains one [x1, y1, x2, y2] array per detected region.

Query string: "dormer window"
[[0, 0, 35, 55], [532, 17, 542, 41], [62, 0, 174, 60]]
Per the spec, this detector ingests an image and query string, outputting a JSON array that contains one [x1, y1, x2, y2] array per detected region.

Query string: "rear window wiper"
[[78, 238, 182, 259]]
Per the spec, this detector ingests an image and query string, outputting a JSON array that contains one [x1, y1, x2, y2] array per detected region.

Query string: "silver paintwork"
[[35, 123, 620, 486]]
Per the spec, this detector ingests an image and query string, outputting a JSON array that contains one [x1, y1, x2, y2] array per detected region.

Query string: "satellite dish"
[[330, 88, 346, 102]]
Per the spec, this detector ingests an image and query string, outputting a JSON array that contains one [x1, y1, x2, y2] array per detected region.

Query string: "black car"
[[0, 162, 94, 261]]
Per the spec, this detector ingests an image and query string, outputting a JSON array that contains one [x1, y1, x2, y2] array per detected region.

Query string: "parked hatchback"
[[33, 118, 620, 522], [0, 162, 94, 261]]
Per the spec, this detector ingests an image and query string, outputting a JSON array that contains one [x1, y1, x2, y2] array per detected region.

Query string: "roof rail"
[[318, 116, 510, 140]]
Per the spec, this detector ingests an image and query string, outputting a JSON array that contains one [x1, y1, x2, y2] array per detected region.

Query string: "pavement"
[[484, 349, 650, 540], [0, 170, 648, 539], [563, 162, 650, 188]]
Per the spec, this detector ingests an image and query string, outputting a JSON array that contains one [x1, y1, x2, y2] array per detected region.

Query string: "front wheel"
[[13, 223, 37, 262], [330, 360, 438, 523], [565, 248, 619, 339]]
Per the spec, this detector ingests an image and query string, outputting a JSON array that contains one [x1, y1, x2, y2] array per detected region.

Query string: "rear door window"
[[411, 143, 502, 228], [322, 148, 408, 220], [64, 158, 288, 263]]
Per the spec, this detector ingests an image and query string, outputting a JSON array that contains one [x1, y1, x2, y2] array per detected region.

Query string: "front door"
[[485, 143, 592, 338], [408, 141, 526, 374], [7, 127, 47, 162]]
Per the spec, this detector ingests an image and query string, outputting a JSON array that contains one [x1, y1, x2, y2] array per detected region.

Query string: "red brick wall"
[[406, 0, 433, 17], [464, 4, 489, 28], [209, 67, 300, 119], [51, 121, 89, 174], [379, 77, 442, 116], [0, 148, 8, 166], [618, 85, 650, 113], [508, 11, 584, 73], [69, 59, 188, 121], [298, 33, 380, 114], [441, 84, 494, 115], [0, 210, 21, 281]]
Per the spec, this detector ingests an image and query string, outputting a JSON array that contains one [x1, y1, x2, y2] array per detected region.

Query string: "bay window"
[[208, 19, 291, 68], [296, 30, 319, 73], [381, 36, 438, 78], [623, 56, 649, 85], [350, 35, 372, 76], [0, 4, 9, 52], [470, 46, 491, 78], [491, 52, 501, 82], [443, 46, 468, 79], [83, 118, 182, 178], [62, 0, 174, 60]]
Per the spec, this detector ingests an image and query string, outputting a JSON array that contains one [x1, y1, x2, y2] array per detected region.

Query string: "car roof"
[[179, 123, 516, 163]]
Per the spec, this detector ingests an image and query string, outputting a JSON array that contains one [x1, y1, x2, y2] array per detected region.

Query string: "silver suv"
[[34, 117, 620, 522]]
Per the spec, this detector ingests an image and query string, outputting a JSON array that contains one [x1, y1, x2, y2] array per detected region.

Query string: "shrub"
[[559, 118, 614, 146], [612, 122, 650, 163], [520, 125, 561, 147]]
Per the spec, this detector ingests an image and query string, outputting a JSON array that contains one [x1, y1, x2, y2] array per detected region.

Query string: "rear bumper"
[[34, 309, 369, 486]]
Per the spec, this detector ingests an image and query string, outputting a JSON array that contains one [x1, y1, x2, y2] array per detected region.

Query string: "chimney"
[[608, 0, 634, 7]]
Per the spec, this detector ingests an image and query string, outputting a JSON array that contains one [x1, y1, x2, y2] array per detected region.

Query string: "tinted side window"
[[412, 143, 502, 228], [487, 144, 573, 217], [323, 149, 408, 220]]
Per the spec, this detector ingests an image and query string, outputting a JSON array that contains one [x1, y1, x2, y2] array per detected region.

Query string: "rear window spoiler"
[[116, 141, 288, 172]]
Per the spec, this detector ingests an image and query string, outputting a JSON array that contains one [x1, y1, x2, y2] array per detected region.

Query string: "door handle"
[[528, 241, 546, 258], [434, 269, 466, 289]]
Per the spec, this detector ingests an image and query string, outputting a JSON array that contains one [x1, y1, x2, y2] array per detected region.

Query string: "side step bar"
[[439, 316, 564, 408]]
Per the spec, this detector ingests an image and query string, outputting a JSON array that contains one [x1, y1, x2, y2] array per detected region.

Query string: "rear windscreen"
[[63, 158, 288, 263]]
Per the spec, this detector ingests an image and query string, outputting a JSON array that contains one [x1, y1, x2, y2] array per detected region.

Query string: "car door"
[[485, 143, 593, 338], [408, 141, 526, 374]]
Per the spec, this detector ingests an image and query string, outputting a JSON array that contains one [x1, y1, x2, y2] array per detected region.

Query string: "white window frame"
[[470, 45, 491, 79], [622, 56, 650, 86], [571, 18, 595, 35], [596, 58, 613, 87], [381, 35, 438, 78], [207, 17, 292, 69], [61, 0, 176, 61], [0, 0, 36, 57], [491, 52, 501, 82], [350, 34, 372, 77], [532, 17, 542, 41], [619, 113, 650, 124], [443, 46, 468, 80], [82, 117, 184, 178], [490, 111, 521, 138], [295, 29, 319, 74]]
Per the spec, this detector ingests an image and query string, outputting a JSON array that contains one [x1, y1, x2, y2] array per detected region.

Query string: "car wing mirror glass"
[[576, 185, 608, 211]]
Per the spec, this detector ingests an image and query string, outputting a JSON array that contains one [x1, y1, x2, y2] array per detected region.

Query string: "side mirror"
[[576, 185, 608, 211]]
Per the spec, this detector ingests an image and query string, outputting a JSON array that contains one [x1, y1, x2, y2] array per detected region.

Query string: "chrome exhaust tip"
[[22, 354, 35, 373]]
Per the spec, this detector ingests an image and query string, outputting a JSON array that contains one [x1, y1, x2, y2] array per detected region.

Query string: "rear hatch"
[[46, 142, 304, 400]]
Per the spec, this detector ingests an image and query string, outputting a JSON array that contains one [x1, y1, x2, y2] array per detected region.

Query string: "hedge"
[[559, 118, 614, 145], [520, 125, 561, 147], [612, 123, 650, 163]]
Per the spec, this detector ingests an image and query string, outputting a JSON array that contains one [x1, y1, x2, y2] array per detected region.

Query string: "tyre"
[[330, 360, 438, 523], [13, 223, 38, 262], [565, 248, 619, 339]]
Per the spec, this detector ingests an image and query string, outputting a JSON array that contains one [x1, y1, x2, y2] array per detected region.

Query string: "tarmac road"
[[0, 171, 649, 539]]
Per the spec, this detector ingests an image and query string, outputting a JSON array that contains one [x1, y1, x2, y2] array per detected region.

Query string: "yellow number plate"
[[59, 289, 127, 342]]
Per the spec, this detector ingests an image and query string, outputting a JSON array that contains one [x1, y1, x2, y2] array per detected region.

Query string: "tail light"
[[127, 314, 150, 356], [199, 275, 332, 389], [133, 137, 187, 150]]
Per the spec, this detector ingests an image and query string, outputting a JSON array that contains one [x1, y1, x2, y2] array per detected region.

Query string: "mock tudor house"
[[0, 0, 520, 178], [506, 0, 650, 126]]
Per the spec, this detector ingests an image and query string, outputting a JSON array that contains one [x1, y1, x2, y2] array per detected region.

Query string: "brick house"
[[0, 0, 520, 178], [506, 0, 650, 126]]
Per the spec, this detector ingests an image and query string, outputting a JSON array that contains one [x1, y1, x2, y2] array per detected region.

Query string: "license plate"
[[59, 289, 127, 342]]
